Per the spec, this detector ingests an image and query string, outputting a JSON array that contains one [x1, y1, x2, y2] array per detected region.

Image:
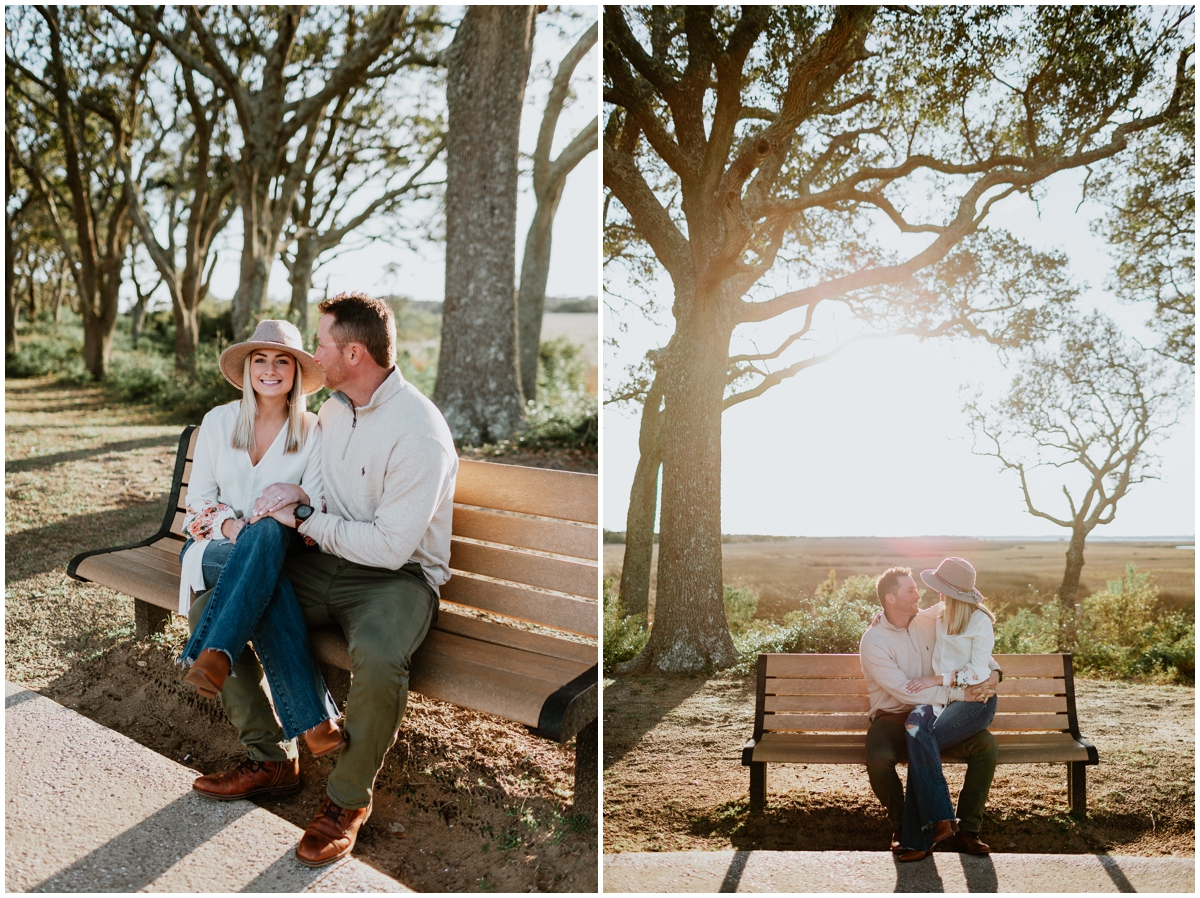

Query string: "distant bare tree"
[[966, 313, 1186, 649]]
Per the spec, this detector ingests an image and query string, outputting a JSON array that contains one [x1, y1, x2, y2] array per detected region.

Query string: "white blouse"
[[176, 401, 323, 612], [932, 603, 995, 689]]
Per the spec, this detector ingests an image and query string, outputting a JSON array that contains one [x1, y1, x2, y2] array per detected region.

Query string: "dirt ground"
[[603, 672, 1194, 858], [5, 377, 597, 892], [604, 538, 1195, 623]]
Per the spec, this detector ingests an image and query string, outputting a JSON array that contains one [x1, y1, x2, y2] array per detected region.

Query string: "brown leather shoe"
[[184, 649, 231, 699], [295, 797, 372, 867], [192, 757, 301, 801], [890, 830, 903, 854], [932, 818, 959, 844], [897, 848, 931, 862], [949, 830, 992, 854], [304, 719, 347, 758]]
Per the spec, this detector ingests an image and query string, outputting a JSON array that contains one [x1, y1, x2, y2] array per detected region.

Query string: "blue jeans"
[[179, 518, 338, 741], [901, 694, 998, 850]]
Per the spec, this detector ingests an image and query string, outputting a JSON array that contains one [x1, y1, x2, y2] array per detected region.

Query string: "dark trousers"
[[865, 715, 998, 834]]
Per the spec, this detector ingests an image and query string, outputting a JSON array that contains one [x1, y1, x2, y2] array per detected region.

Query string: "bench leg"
[[749, 762, 767, 813], [1067, 762, 1087, 819], [572, 719, 597, 821], [134, 599, 170, 640]]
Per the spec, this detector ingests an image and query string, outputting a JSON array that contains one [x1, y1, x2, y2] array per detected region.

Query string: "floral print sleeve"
[[182, 498, 237, 542]]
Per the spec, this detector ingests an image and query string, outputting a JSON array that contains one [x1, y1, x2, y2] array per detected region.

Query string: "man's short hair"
[[317, 292, 396, 369], [876, 566, 913, 608]]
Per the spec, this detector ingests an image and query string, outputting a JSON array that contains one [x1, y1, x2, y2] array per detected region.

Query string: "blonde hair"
[[230, 353, 310, 455], [944, 593, 997, 636]]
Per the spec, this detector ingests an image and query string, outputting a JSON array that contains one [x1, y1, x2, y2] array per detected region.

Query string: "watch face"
[[296, 504, 313, 521]]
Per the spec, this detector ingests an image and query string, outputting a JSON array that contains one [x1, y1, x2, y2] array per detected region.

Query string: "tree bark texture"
[[5, 215, 17, 352], [287, 234, 318, 335], [619, 309, 739, 673], [618, 372, 664, 618], [434, 6, 535, 444], [1057, 527, 1089, 650]]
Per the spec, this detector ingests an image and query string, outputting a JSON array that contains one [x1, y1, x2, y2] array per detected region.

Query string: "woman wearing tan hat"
[[895, 557, 999, 860], [177, 319, 345, 759]]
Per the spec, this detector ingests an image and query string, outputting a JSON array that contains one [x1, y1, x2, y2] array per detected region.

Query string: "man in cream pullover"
[[859, 567, 1000, 857], [188, 292, 457, 867]]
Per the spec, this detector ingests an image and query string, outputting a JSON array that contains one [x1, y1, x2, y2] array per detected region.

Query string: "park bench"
[[741, 652, 1099, 818], [67, 425, 599, 816]]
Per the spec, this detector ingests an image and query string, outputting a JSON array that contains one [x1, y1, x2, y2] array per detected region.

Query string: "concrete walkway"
[[5, 682, 409, 892], [604, 850, 1195, 893]]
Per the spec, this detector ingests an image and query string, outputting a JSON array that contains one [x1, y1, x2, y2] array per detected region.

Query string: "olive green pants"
[[189, 552, 437, 810], [865, 716, 999, 834]]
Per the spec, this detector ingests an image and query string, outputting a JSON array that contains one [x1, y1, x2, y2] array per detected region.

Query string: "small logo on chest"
[[362, 467, 366, 476]]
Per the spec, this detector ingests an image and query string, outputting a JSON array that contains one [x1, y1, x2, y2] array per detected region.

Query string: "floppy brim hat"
[[919, 556, 982, 604], [218, 319, 325, 394]]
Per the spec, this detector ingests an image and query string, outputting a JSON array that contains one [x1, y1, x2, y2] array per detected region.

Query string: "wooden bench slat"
[[996, 694, 1068, 714], [450, 539, 598, 599], [766, 678, 870, 696], [435, 611, 596, 666], [452, 506, 598, 561], [455, 459, 598, 524], [764, 654, 864, 678], [751, 731, 1093, 765], [123, 545, 186, 577], [418, 625, 591, 682], [764, 713, 869, 731], [987, 712, 1070, 731], [440, 574, 598, 637], [74, 552, 180, 606], [766, 694, 872, 713], [995, 654, 1066, 677], [995, 677, 1066, 695]]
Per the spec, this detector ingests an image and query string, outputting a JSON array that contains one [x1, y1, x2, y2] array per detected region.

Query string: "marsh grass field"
[[604, 537, 1195, 623]]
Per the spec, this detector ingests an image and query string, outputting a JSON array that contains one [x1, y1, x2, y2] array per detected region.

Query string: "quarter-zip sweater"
[[859, 604, 973, 720], [298, 367, 457, 593]]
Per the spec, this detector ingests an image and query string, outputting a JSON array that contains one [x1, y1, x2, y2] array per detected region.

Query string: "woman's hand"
[[904, 675, 942, 694], [253, 482, 309, 519], [221, 517, 247, 544], [250, 503, 299, 528]]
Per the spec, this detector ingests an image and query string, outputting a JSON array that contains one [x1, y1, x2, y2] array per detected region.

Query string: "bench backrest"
[[753, 652, 1083, 741], [168, 425, 598, 639]]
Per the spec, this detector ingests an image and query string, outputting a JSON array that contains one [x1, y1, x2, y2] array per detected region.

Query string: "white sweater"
[[298, 368, 457, 592], [932, 603, 995, 689], [177, 402, 322, 612]]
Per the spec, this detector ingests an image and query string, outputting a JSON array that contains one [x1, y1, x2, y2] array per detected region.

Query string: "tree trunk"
[[4, 233, 16, 353], [130, 292, 148, 347], [231, 198, 273, 340], [1057, 526, 1088, 651], [51, 257, 67, 324], [287, 235, 318, 336], [26, 270, 38, 322], [619, 310, 739, 673], [516, 182, 565, 401], [619, 372, 664, 618], [434, 6, 535, 444]]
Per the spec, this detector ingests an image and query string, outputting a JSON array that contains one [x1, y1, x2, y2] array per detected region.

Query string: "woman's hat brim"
[[219, 342, 325, 394], [919, 569, 981, 604]]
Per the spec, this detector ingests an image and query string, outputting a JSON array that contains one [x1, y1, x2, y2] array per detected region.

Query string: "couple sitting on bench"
[[859, 560, 1002, 861], [176, 292, 456, 868]]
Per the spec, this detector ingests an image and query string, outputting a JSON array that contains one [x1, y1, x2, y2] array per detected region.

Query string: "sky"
[[134, 8, 599, 309], [603, 172, 1196, 540]]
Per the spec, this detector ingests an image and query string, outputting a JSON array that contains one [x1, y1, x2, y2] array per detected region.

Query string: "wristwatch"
[[294, 504, 314, 528]]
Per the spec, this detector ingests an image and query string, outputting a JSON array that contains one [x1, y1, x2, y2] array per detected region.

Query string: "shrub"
[[603, 580, 649, 673], [723, 586, 759, 636], [5, 323, 87, 380], [993, 590, 1060, 654], [728, 572, 879, 675]]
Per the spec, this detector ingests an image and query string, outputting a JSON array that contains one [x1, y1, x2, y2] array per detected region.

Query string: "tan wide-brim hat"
[[920, 556, 983, 604], [218, 320, 324, 394]]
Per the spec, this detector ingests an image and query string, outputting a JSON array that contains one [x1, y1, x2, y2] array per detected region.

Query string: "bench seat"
[[742, 652, 1099, 818], [69, 426, 598, 812]]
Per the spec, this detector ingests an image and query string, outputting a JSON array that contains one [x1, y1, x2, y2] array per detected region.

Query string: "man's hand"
[[904, 675, 942, 694], [253, 483, 309, 519], [249, 503, 299, 527], [963, 671, 1000, 703]]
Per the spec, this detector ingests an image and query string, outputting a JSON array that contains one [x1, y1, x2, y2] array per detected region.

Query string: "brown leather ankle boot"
[[304, 719, 347, 758], [184, 649, 231, 699]]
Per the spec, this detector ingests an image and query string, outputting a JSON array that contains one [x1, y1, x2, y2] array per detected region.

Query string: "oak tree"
[[604, 5, 1194, 671]]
